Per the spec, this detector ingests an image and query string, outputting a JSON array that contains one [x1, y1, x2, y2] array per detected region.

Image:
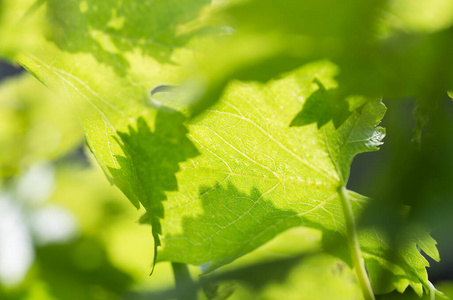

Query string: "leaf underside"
[[4, 0, 441, 297]]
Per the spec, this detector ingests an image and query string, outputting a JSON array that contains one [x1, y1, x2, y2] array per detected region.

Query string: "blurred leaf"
[[34, 237, 133, 300], [127, 227, 362, 300], [256, 254, 362, 300], [203, 282, 236, 300], [126, 256, 310, 300], [0, 73, 82, 177], [186, 0, 384, 116], [336, 27, 453, 103], [0, 0, 45, 59], [184, 0, 453, 123], [360, 228, 439, 296], [382, 0, 453, 33], [435, 282, 453, 299], [46, 155, 176, 288], [45, 0, 210, 75], [358, 97, 453, 296]]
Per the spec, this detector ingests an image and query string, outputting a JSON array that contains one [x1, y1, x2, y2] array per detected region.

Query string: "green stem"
[[171, 262, 197, 300], [338, 186, 375, 300]]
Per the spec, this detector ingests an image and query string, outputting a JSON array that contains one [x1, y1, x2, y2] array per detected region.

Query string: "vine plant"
[[1, 0, 453, 299]]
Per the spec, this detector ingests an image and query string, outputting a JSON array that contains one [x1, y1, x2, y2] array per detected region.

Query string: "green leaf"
[[35, 237, 134, 300], [0, 0, 45, 59], [157, 63, 384, 266], [44, 0, 210, 75], [323, 225, 440, 296], [13, 0, 210, 264], [290, 79, 351, 129], [154, 63, 438, 295], [0, 73, 83, 177], [359, 228, 439, 296], [9, 1, 439, 297]]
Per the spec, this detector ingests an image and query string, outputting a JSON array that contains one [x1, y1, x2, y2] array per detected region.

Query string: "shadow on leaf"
[[290, 78, 351, 128], [43, 0, 209, 75], [163, 181, 301, 271], [110, 111, 199, 268]]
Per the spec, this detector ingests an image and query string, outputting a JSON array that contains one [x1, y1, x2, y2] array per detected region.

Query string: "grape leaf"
[[359, 228, 439, 296], [12, 0, 210, 264], [153, 63, 438, 295], [0, 73, 83, 177], [0, 0, 46, 59], [158, 63, 363, 270], [7, 0, 439, 297]]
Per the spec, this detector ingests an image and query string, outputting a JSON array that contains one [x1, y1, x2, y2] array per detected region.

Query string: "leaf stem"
[[338, 186, 375, 300], [171, 262, 197, 300]]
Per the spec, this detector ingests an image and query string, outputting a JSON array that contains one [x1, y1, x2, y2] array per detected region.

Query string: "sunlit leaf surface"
[[0, 0, 449, 298]]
